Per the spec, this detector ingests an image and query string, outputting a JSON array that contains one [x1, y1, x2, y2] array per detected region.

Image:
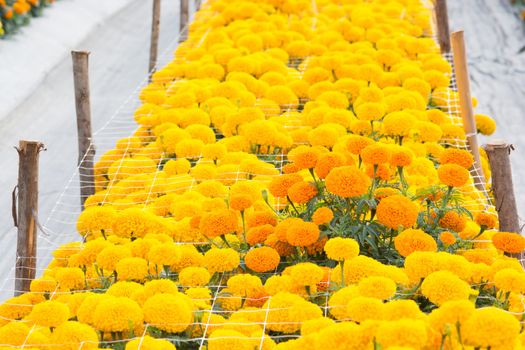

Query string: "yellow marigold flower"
[[403, 251, 439, 282], [143, 293, 193, 333], [289, 262, 324, 286], [463, 307, 520, 348], [263, 292, 321, 334], [125, 335, 176, 350], [437, 163, 470, 187], [143, 279, 178, 300], [0, 295, 32, 323], [285, 219, 320, 247], [316, 91, 349, 109], [325, 166, 370, 198], [376, 195, 419, 230], [30, 276, 58, 295], [346, 296, 385, 322], [384, 299, 424, 322], [312, 207, 334, 225], [55, 267, 85, 291], [428, 300, 475, 335], [264, 275, 293, 296], [376, 319, 427, 349], [0, 321, 50, 347], [287, 181, 318, 204], [175, 138, 204, 160], [492, 232, 525, 253], [246, 224, 274, 246], [164, 158, 191, 175], [315, 322, 372, 350], [227, 274, 263, 298], [208, 329, 252, 350], [268, 173, 303, 198], [178, 267, 211, 288], [474, 114, 496, 135], [265, 85, 298, 109], [494, 268, 525, 294], [421, 271, 473, 306], [358, 276, 397, 300], [93, 296, 143, 333], [50, 321, 99, 350], [112, 207, 155, 239], [361, 143, 391, 165], [245, 247, 280, 273], [96, 245, 132, 272], [382, 112, 416, 137], [474, 212, 498, 229], [107, 281, 143, 298], [439, 148, 474, 169], [438, 211, 467, 232], [301, 317, 335, 336], [28, 300, 69, 328], [394, 229, 437, 257], [199, 208, 238, 238], [76, 205, 116, 239], [355, 102, 386, 121], [116, 257, 148, 282], [324, 237, 359, 261], [204, 248, 240, 274]]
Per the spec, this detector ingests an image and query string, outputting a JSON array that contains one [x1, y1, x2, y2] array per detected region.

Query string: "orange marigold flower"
[[377, 195, 419, 230], [439, 231, 457, 246], [438, 164, 470, 187], [245, 247, 281, 273], [394, 229, 437, 257], [439, 148, 474, 169], [246, 224, 274, 246], [475, 212, 498, 229], [325, 166, 370, 198], [229, 194, 254, 211], [439, 211, 467, 232], [346, 135, 374, 155], [286, 220, 320, 247], [374, 187, 400, 200], [365, 163, 392, 181], [199, 209, 238, 238], [361, 143, 391, 165], [287, 181, 318, 204], [246, 210, 277, 228], [314, 152, 346, 179], [390, 146, 413, 167], [312, 207, 334, 225], [492, 232, 525, 254], [265, 234, 295, 257], [288, 146, 322, 170], [268, 173, 303, 198]]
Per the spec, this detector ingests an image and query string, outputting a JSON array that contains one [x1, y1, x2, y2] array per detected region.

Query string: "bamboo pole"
[[15, 140, 44, 296], [434, 0, 451, 53], [71, 51, 95, 209], [180, 0, 189, 43], [450, 31, 485, 191], [483, 140, 522, 259], [149, 0, 161, 75]]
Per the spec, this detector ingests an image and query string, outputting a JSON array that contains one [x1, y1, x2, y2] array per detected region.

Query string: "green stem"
[[287, 195, 300, 215], [220, 235, 232, 249], [340, 260, 345, 288], [369, 164, 378, 198], [398, 166, 408, 194], [240, 210, 247, 243]]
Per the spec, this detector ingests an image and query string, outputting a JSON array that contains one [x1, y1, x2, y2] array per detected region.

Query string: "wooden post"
[[180, 0, 189, 43], [451, 31, 485, 191], [149, 0, 161, 74], [15, 140, 44, 296], [195, 0, 201, 11], [434, 0, 451, 53], [483, 141, 522, 258], [71, 51, 95, 209]]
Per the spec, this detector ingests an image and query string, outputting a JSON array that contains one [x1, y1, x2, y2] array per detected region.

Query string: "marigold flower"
[[492, 232, 525, 253], [421, 270, 473, 306], [346, 296, 384, 322], [112, 207, 155, 239], [394, 229, 437, 257], [50, 321, 99, 350], [287, 181, 318, 204], [245, 247, 280, 273], [323, 237, 359, 261], [76, 205, 116, 239], [229, 194, 254, 211], [288, 145, 322, 170], [204, 248, 240, 273], [199, 208, 238, 238], [493, 268, 525, 293], [475, 212, 497, 229], [438, 163, 470, 187], [361, 143, 391, 165], [301, 317, 335, 336], [312, 207, 334, 225], [463, 307, 520, 348], [116, 257, 148, 282], [474, 114, 496, 135], [143, 279, 179, 300], [376, 195, 419, 230], [314, 152, 346, 179], [358, 276, 397, 300], [208, 329, 252, 350], [285, 220, 320, 247], [376, 319, 428, 349], [246, 224, 274, 246], [263, 292, 321, 333], [125, 335, 176, 350], [315, 322, 371, 350], [438, 211, 467, 232], [55, 267, 85, 291], [428, 300, 475, 335], [346, 135, 374, 155], [439, 148, 474, 169], [93, 296, 143, 333], [325, 166, 370, 198], [289, 262, 324, 286], [143, 293, 193, 333], [439, 231, 457, 246], [96, 245, 132, 272], [179, 267, 211, 287], [28, 300, 69, 328], [0, 321, 50, 347], [389, 145, 413, 167]]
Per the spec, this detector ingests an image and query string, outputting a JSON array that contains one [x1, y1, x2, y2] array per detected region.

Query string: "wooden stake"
[[180, 0, 189, 42], [434, 0, 451, 53], [483, 141, 522, 258], [149, 0, 161, 75], [451, 31, 485, 191], [15, 140, 44, 296], [71, 51, 95, 209]]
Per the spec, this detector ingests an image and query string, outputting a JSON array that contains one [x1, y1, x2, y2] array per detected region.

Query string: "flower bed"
[[0, 0, 516, 349], [0, 0, 57, 37]]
